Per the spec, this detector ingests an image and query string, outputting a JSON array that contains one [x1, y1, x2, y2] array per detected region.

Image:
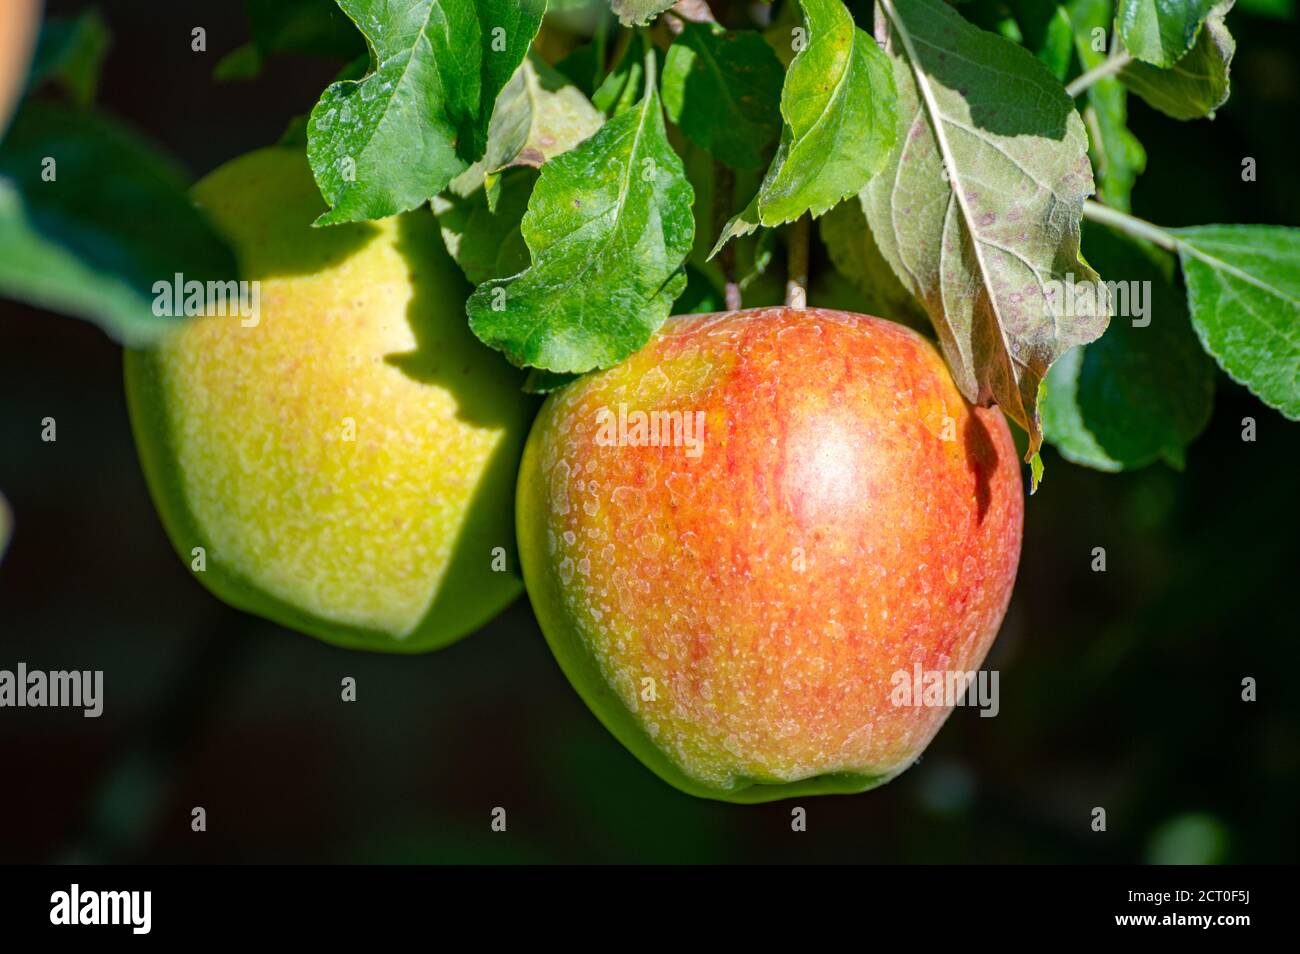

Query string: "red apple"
[[517, 307, 1023, 801]]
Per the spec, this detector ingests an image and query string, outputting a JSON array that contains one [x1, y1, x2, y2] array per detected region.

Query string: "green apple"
[[125, 147, 535, 652], [517, 307, 1023, 801]]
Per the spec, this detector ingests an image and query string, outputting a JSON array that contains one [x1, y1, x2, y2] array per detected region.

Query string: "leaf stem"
[[593, 11, 612, 84], [641, 26, 657, 91], [1081, 200, 1179, 253], [785, 214, 810, 310], [1064, 50, 1133, 98]]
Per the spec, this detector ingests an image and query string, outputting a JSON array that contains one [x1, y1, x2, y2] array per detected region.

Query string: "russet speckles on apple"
[[517, 307, 1023, 801], [125, 148, 536, 652]]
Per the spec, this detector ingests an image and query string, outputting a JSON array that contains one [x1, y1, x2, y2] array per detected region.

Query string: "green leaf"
[[1116, 0, 1216, 67], [611, 0, 676, 26], [711, 0, 897, 253], [28, 10, 112, 107], [248, 0, 367, 57], [554, 10, 615, 98], [762, 0, 805, 69], [449, 55, 603, 202], [0, 103, 237, 346], [592, 31, 652, 117], [467, 57, 694, 372], [1120, 1, 1235, 120], [957, 0, 1028, 41], [1173, 224, 1300, 419], [1235, 0, 1293, 15], [1062, 0, 1113, 56], [332, 53, 370, 84], [513, 55, 605, 167], [279, 114, 311, 147], [662, 22, 784, 171], [1012, 1, 1075, 80], [523, 368, 580, 393], [555, 41, 603, 98], [215, 0, 368, 81], [676, 262, 726, 313], [1042, 225, 1215, 471], [864, 0, 1108, 460], [1081, 81, 1147, 211], [1067, 0, 1146, 211], [307, 0, 545, 225], [819, 195, 928, 330], [477, 55, 604, 178], [432, 167, 536, 285], [213, 43, 264, 82]]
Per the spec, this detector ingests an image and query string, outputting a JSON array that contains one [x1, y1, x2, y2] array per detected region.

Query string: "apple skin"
[[125, 147, 536, 653], [517, 307, 1023, 801], [0, 0, 40, 134]]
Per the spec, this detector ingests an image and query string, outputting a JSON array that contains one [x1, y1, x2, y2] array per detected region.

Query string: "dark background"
[[1, 0, 1297, 863]]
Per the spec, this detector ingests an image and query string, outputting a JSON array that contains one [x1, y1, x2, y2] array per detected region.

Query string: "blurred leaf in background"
[[1236, 0, 1293, 14], [26, 8, 110, 106], [0, 102, 237, 345], [1146, 813, 1230, 864], [214, 0, 366, 81]]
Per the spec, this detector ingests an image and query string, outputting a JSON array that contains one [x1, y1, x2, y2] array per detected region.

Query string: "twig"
[[724, 277, 742, 312], [874, 0, 891, 49], [785, 214, 810, 310], [711, 161, 742, 311], [1081, 200, 1179, 252], [1064, 50, 1133, 98]]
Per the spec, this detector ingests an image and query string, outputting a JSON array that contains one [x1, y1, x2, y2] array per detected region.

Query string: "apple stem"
[[725, 281, 742, 312], [785, 214, 809, 310], [712, 159, 743, 311]]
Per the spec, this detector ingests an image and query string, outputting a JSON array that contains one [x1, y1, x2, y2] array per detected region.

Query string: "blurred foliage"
[[27, 8, 110, 106]]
